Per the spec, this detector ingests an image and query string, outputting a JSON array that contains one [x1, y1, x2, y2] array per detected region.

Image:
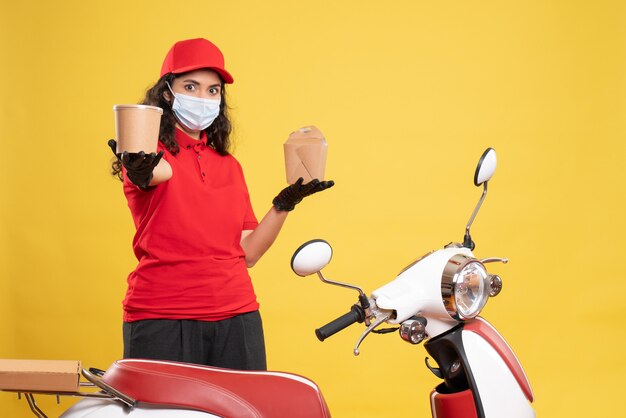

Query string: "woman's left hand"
[[272, 177, 335, 212]]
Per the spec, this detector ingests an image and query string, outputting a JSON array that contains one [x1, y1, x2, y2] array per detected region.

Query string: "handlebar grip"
[[315, 305, 365, 342]]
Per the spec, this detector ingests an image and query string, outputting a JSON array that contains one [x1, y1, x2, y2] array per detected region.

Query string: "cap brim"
[[170, 65, 234, 84]]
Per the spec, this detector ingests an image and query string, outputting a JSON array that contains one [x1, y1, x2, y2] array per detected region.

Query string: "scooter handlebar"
[[315, 305, 365, 341]]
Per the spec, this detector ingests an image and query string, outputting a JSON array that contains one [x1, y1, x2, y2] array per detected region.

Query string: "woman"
[[108, 38, 333, 370]]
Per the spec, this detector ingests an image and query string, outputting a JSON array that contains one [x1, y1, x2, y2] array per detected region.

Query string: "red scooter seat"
[[101, 359, 331, 417]]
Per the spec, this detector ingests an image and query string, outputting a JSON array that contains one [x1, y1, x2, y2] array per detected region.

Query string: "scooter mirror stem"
[[316, 271, 366, 298], [463, 181, 488, 249]]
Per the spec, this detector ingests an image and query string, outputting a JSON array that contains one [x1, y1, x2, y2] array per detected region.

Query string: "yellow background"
[[1, 1, 625, 417]]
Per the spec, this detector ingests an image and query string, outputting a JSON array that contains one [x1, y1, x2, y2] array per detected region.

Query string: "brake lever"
[[353, 311, 393, 356]]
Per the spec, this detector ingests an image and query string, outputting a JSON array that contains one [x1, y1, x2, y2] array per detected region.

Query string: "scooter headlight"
[[441, 254, 490, 320]]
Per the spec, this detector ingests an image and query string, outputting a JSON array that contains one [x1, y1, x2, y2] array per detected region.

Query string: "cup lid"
[[113, 104, 163, 114]]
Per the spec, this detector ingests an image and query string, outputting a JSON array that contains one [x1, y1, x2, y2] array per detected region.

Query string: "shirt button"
[[202, 172, 206, 176], [198, 155, 201, 159]]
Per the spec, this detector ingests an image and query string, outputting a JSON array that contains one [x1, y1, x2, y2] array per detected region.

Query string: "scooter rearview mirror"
[[474, 147, 497, 186], [464, 148, 497, 249], [290, 239, 333, 277], [291, 240, 368, 301]]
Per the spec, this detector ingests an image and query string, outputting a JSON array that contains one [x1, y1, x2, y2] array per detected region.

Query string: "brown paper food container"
[[113, 104, 163, 153], [284, 126, 328, 184], [0, 359, 81, 392]]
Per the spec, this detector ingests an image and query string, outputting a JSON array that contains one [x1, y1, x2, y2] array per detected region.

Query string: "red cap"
[[160, 38, 234, 84]]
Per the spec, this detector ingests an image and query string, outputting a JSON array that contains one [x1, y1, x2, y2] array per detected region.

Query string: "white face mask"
[[167, 82, 221, 131]]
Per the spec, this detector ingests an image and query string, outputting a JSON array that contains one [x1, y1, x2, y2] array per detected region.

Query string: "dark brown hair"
[[112, 71, 233, 179]]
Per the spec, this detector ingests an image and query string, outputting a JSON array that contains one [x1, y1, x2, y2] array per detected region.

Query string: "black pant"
[[123, 311, 267, 370]]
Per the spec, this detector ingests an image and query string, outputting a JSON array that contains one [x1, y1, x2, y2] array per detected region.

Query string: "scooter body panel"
[[461, 326, 535, 417], [60, 398, 216, 417], [464, 318, 533, 402], [425, 319, 534, 418]]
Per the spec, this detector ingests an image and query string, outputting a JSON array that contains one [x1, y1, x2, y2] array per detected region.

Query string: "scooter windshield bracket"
[[479, 257, 508, 264]]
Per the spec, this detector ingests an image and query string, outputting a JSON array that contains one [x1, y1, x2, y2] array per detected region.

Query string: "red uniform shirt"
[[122, 128, 259, 322]]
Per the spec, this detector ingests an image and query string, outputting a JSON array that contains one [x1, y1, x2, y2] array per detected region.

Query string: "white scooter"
[[6, 148, 533, 418], [290, 147, 535, 418]]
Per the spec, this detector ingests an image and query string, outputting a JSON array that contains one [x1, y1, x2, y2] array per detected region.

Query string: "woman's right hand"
[[272, 177, 335, 211], [107, 139, 164, 190]]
